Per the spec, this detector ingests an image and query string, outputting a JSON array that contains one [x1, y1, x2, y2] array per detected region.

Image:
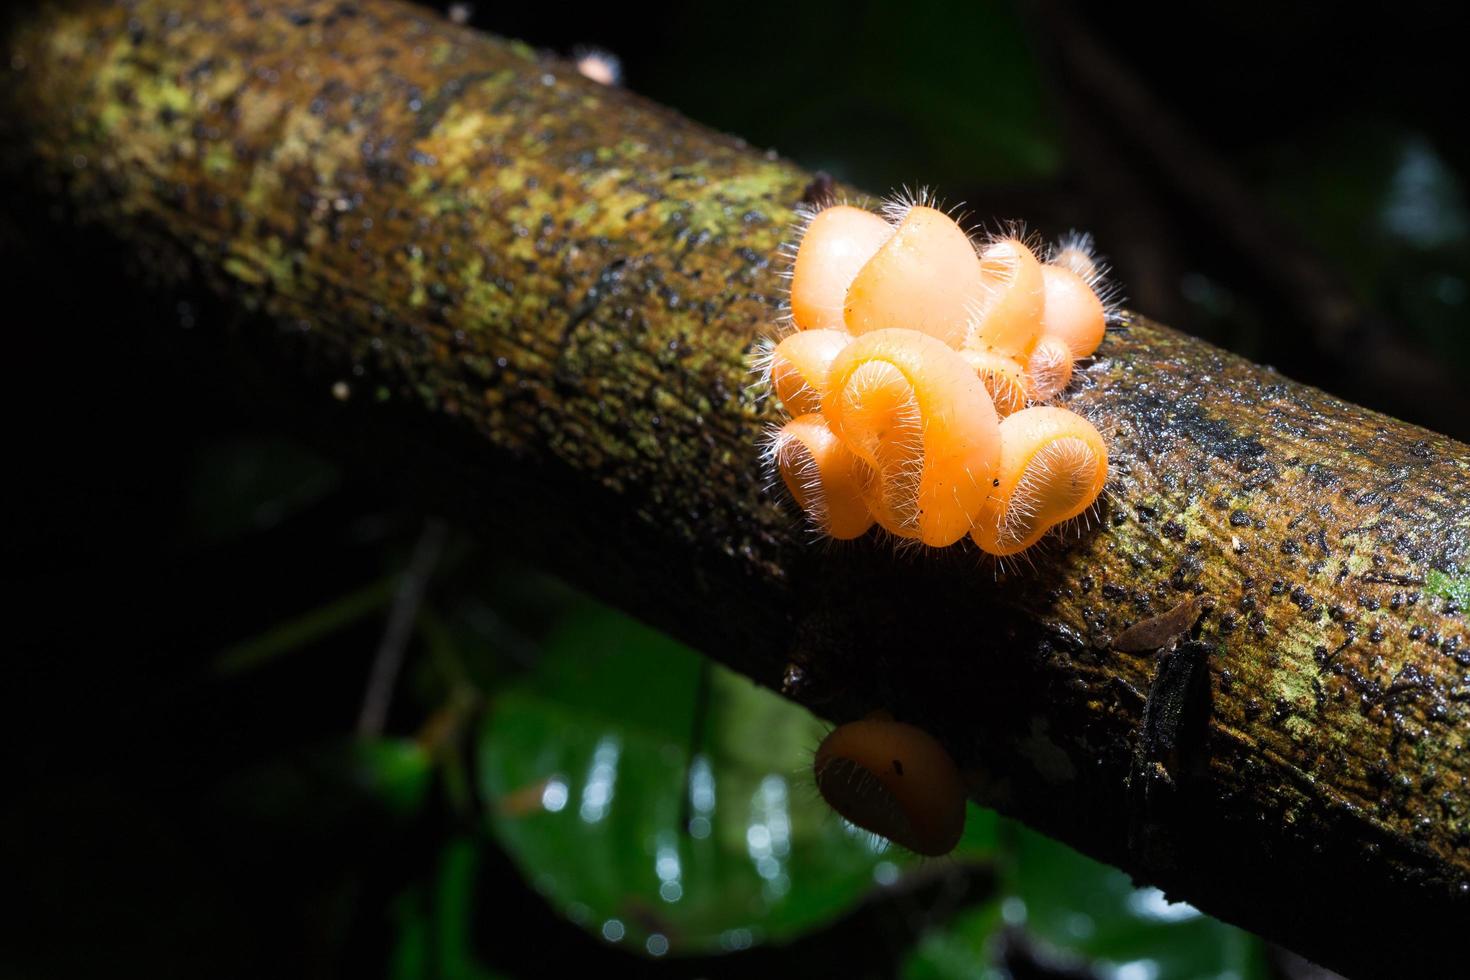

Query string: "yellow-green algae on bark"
[[3, 2, 1468, 975]]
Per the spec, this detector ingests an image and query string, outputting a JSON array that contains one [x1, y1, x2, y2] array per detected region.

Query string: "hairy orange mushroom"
[[843, 206, 985, 348], [768, 191, 1114, 553], [767, 328, 851, 416], [789, 205, 894, 332], [960, 348, 1029, 418], [971, 406, 1108, 557], [1024, 335, 1076, 402], [813, 716, 967, 857], [965, 236, 1045, 358], [823, 329, 1000, 546], [1050, 232, 1100, 282], [1039, 263, 1106, 360], [772, 413, 875, 540]]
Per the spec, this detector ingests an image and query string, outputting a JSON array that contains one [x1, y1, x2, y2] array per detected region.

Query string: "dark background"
[[6, 1, 1466, 977]]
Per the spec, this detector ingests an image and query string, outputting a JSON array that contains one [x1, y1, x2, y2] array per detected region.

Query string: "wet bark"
[[3, 1, 1467, 975]]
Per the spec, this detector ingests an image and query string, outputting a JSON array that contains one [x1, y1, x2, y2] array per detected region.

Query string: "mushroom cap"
[[1024, 335, 1076, 402], [966, 237, 1046, 358], [774, 413, 875, 540], [961, 348, 1030, 418], [843, 206, 985, 349], [1039, 264, 1106, 359], [769, 328, 851, 417], [813, 718, 967, 857], [823, 328, 1001, 546], [791, 205, 894, 332], [971, 406, 1108, 556]]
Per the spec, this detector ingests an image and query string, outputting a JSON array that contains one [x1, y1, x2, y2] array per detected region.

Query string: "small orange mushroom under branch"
[[764, 192, 1115, 556], [813, 716, 967, 857]]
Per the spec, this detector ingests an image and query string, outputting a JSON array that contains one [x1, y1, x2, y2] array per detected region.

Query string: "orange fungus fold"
[[823, 329, 1000, 547], [790, 205, 894, 332], [843, 206, 985, 348], [773, 413, 876, 540], [971, 406, 1108, 557], [769, 328, 850, 416]]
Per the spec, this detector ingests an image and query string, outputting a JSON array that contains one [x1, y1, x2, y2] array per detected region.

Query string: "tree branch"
[[3, 1, 1466, 975]]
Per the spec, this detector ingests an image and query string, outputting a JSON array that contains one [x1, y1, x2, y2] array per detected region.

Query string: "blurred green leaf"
[[954, 803, 1000, 859], [905, 823, 1267, 980], [352, 737, 435, 815], [390, 838, 507, 980], [1008, 826, 1266, 979], [389, 887, 430, 980], [477, 604, 967, 957], [906, 898, 1006, 980]]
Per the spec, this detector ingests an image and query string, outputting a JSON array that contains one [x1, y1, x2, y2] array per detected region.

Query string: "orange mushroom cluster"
[[766, 197, 1112, 555]]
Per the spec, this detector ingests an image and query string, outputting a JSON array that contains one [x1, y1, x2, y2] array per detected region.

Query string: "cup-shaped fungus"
[[1024, 335, 1076, 402], [1039, 264, 1106, 360], [843, 206, 985, 348], [971, 406, 1108, 556], [1050, 230, 1100, 282], [826, 356, 925, 539], [773, 413, 875, 539], [823, 329, 1000, 546], [813, 717, 966, 857], [768, 328, 852, 416], [966, 237, 1045, 358], [960, 348, 1029, 418], [790, 205, 894, 332]]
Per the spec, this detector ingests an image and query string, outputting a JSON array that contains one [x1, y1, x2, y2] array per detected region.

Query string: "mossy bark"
[[3, 1, 1467, 975]]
